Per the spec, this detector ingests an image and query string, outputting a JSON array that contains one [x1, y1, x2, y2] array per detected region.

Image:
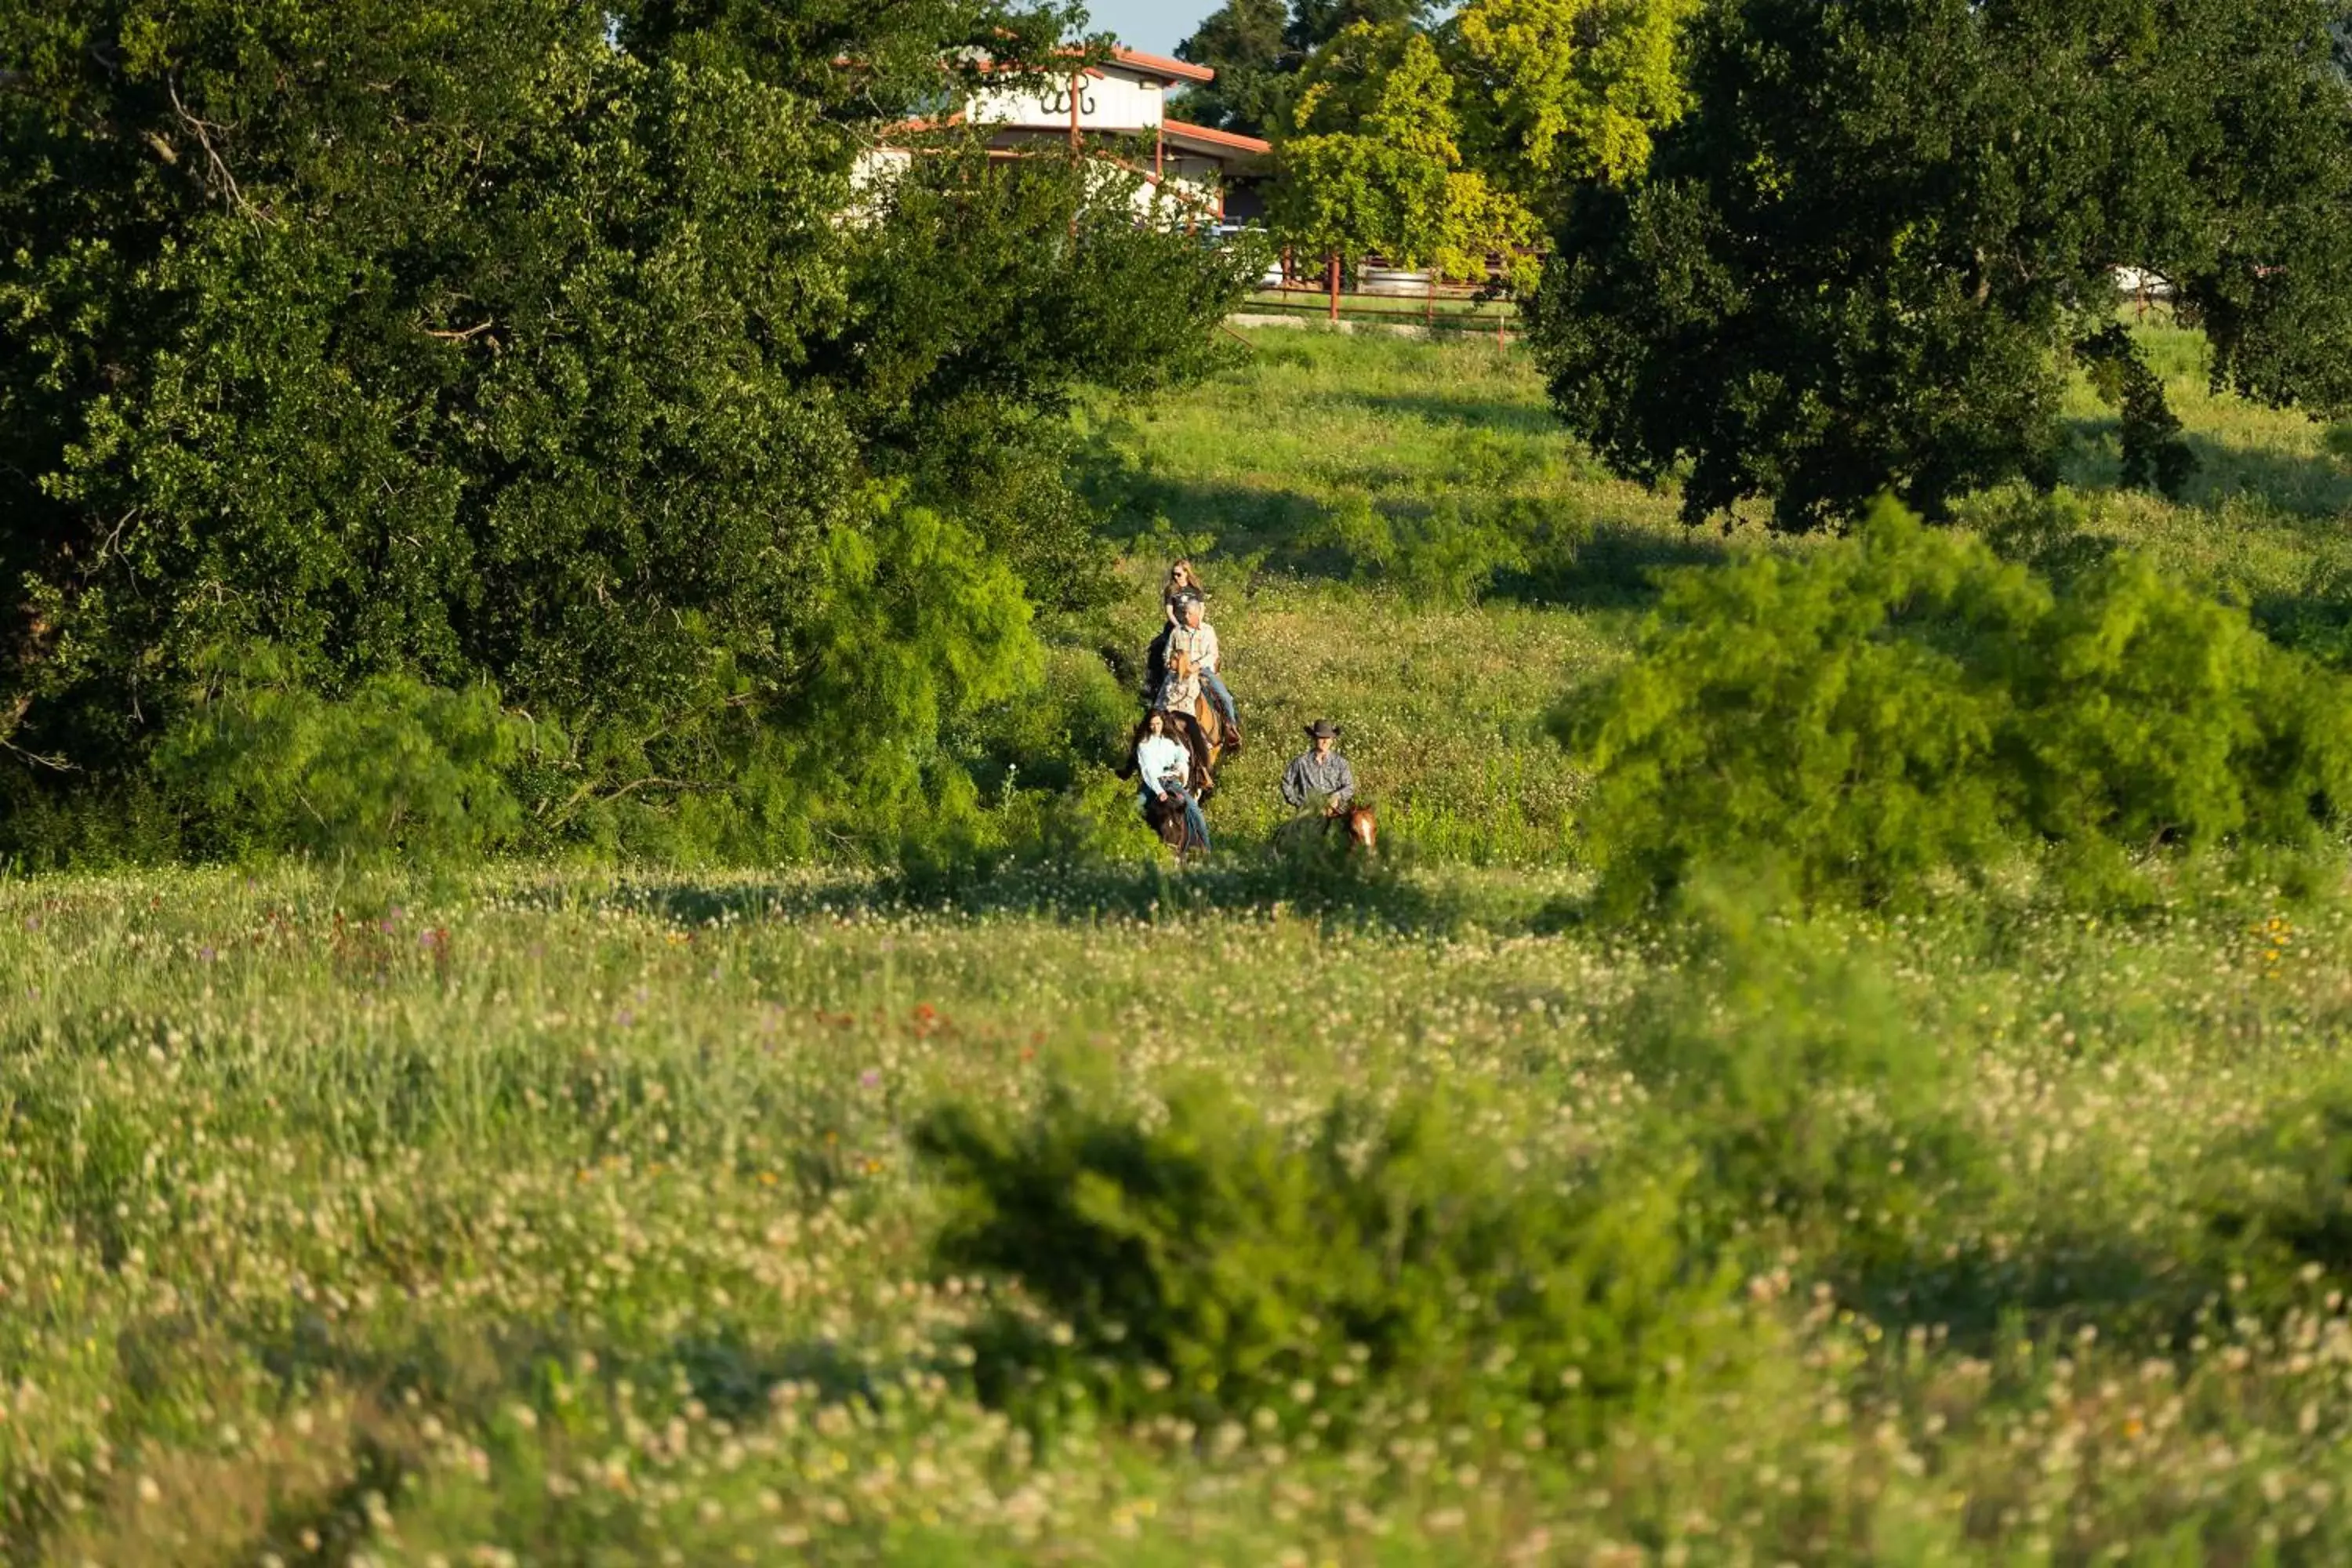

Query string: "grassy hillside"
[[8, 324, 2352, 1565], [1070, 319, 2352, 863]]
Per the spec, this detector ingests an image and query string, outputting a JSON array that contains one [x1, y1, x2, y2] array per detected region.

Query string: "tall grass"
[[9, 866, 2352, 1561]]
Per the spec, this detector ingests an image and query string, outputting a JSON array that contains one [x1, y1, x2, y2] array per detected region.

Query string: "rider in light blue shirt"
[[1134, 710, 1210, 851]]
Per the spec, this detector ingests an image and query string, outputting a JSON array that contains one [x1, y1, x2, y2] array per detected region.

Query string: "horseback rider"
[[1167, 593, 1242, 750], [1281, 718, 1356, 815], [1142, 560, 1196, 699], [1134, 710, 1211, 852]]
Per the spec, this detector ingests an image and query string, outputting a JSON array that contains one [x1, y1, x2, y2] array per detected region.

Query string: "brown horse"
[[1272, 799, 1378, 860], [1143, 789, 1207, 858], [1166, 650, 1225, 790]]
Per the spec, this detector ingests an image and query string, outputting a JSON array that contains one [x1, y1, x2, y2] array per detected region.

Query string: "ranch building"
[[857, 46, 1272, 225]]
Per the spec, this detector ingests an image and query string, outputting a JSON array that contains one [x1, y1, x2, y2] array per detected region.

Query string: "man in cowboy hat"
[[1281, 718, 1356, 815]]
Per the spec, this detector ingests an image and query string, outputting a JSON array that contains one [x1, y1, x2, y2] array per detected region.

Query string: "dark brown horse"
[[1143, 789, 1207, 858], [1338, 801, 1377, 855], [1120, 707, 1213, 858]]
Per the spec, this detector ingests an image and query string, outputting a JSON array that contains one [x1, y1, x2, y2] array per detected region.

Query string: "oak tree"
[[1530, 0, 2352, 529]]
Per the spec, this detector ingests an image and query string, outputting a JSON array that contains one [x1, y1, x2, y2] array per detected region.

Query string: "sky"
[[1080, 1, 1224, 56]]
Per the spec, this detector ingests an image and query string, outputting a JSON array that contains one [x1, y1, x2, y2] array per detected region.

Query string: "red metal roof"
[[1160, 118, 1273, 157], [1109, 46, 1215, 84]]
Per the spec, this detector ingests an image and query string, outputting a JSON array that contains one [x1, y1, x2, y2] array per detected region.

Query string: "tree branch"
[[168, 75, 267, 223]]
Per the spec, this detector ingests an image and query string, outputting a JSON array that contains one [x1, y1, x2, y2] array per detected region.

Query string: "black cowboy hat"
[[1304, 718, 1341, 739]]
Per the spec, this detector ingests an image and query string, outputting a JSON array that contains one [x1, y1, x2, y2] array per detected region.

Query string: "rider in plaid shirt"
[[1163, 596, 1241, 746]]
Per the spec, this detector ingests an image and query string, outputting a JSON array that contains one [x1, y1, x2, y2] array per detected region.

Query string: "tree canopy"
[[1174, 0, 1294, 137], [1530, 0, 2352, 530], [0, 0, 1257, 861], [1446, 0, 1698, 213], [1222, 0, 1695, 281], [1269, 23, 1541, 281]]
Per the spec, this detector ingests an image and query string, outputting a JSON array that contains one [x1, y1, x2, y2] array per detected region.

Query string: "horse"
[[1122, 652, 1223, 798], [1143, 788, 1207, 858], [1272, 799, 1378, 861]]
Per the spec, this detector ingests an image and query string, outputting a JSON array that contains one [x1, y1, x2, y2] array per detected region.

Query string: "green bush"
[[1559, 499, 2352, 914], [914, 1080, 1743, 1446], [153, 656, 535, 863], [2324, 423, 2352, 474], [1316, 492, 1529, 605], [1617, 886, 1992, 1280], [2201, 1081, 2352, 1298], [1949, 482, 2115, 583]]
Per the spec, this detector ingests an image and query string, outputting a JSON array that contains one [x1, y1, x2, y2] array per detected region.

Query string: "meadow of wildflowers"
[[5, 865, 2352, 1564], [5, 324, 2352, 1564]]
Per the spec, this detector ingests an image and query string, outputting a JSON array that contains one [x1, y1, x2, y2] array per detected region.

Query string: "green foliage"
[[2078, 324, 2197, 498], [826, 149, 1267, 613], [152, 657, 536, 864], [1286, 0, 1441, 54], [1272, 24, 1539, 281], [2325, 423, 2352, 474], [0, 0, 1254, 864], [1561, 499, 2352, 913], [1950, 482, 2115, 583], [1530, 0, 2352, 528], [1621, 888, 1991, 1280], [916, 1078, 1742, 1444], [1447, 0, 1699, 207], [1174, 0, 1296, 138], [1316, 492, 1531, 604]]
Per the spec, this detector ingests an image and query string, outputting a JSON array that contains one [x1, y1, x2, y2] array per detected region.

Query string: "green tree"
[[1445, 0, 1698, 212], [1174, 0, 1294, 137], [1271, 24, 1537, 281], [1285, 0, 1438, 54], [1530, 0, 2352, 530], [0, 0, 1254, 861]]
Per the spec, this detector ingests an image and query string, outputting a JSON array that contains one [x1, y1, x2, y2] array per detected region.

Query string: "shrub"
[[153, 657, 535, 863], [914, 1079, 1743, 1445], [2201, 1081, 2352, 1298], [1315, 492, 1529, 605], [2325, 423, 2352, 474], [1559, 499, 2352, 914], [1616, 884, 1993, 1282], [1949, 482, 2114, 583]]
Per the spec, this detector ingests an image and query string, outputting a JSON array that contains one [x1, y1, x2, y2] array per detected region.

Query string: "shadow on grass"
[[1349, 389, 1563, 436], [1844, 1225, 2224, 1356], [2063, 418, 2352, 518], [1488, 519, 1729, 612], [2250, 584, 2352, 671], [1088, 459, 1720, 615], [572, 849, 1512, 940]]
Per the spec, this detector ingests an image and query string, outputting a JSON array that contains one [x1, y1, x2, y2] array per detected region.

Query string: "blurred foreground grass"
[[8, 865, 2352, 1563]]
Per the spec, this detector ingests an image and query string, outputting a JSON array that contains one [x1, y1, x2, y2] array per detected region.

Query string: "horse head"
[[1344, 803, 1377, 854], [1144, 792, 1189, 851]]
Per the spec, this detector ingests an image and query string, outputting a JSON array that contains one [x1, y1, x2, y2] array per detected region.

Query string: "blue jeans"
[[1200, 670, 1238, 730]]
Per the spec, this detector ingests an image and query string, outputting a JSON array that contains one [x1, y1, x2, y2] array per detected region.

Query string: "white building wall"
[[967, 70, 1167, 133]]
